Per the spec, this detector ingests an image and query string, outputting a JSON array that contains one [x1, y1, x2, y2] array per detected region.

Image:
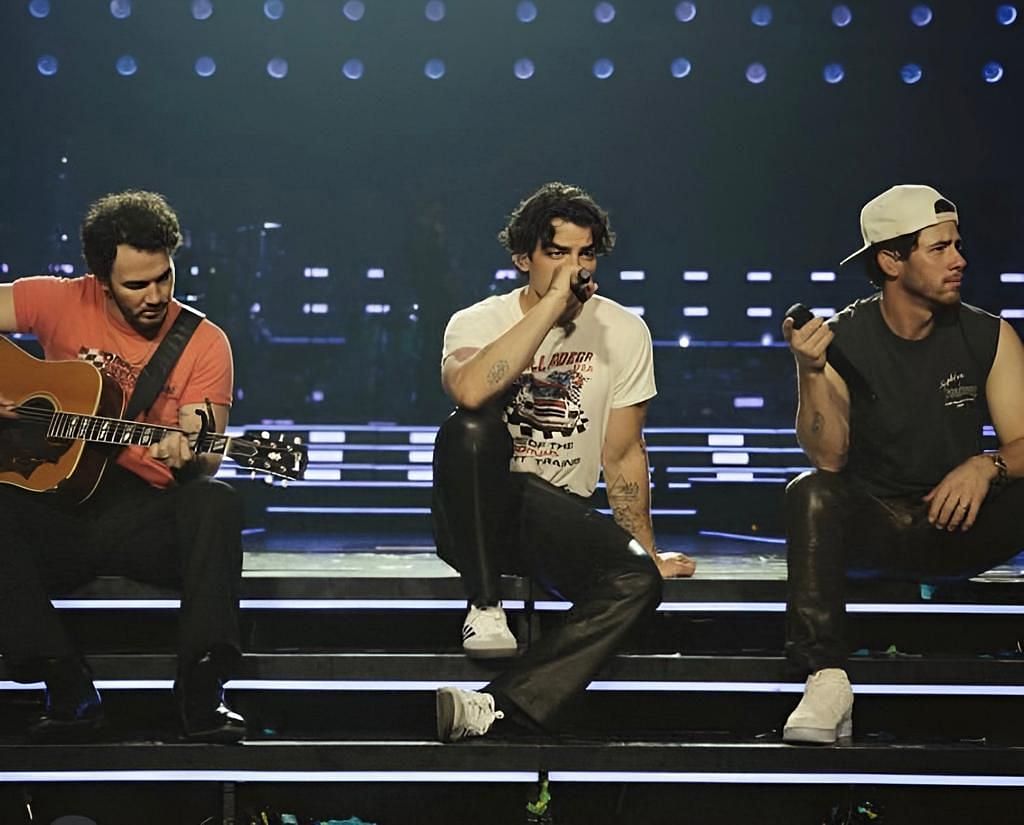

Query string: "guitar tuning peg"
[[293, 436, 302, 444], [260, 430, 270, 439], [250, 471, 256, 479], [264, 475, 273, 485], [281, 479, 289, 488]]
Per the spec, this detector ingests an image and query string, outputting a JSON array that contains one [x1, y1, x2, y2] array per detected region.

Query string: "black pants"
[[0, 465, 243, 682], [785, 469, 1024, 675], [432, 407, 662, 728]]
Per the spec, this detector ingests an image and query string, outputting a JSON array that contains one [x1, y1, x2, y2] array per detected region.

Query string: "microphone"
[[783, 303, 875, 401], [571, 269, 593, 303]]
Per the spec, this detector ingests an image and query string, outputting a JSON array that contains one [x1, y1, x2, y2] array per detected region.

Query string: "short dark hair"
[[864, 230, 920, 288], [81, 190, 183, 282], [498, 181, 615, 258]]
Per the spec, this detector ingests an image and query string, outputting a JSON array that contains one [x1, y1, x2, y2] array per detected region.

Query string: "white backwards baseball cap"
[[839, 184, 958, 266]]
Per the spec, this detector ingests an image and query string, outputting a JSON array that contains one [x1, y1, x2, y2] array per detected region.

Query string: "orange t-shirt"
[[13, 274, 234, 489]]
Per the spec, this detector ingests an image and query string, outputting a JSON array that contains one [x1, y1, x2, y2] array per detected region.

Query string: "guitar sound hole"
[[0, 396, 71, 476]]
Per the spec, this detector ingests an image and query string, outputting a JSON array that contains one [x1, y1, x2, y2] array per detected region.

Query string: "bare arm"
[[782, 315, 850, 471], [602, 401, 695, 578], [147, 402, 230, 478], [442, 262, 594, 409], [0, 285, 16, 333]]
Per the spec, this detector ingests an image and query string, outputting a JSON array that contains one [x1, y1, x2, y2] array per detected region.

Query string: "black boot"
[[28, 657, 104, 742], [175, 651, 246, 743]]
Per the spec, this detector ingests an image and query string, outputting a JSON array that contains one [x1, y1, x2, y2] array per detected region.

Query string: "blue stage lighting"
[[997, 4, 1017, 25], [910, 5, 932, 26], [671, 58, 692, 78], [983, 61, 1004, 83], [110, 0, 131, 19], [342, 58, 364, 79], [191, 0, 213, 20], [593, 58, 615, 79], [514, 58, 535, 79], [901, 63, 923, 84], [675, 2, 697, 23], [831, 4, 852, 27], [751, 5, 772, 26], [823, 63, 845, 84], [264, 0, 284, 21], [594, 2, 615, 23], [116, 55, 137, 76], [746, 62, 767, 84], [424, 58, 445, 79], [28, 0, 50, 19], [194, 56, 216, 77], [425, 1, 445, 22], [267, 57, 288, 78], [516, 1, 537, 23], [343, 1, 365, 21], [36, 55, 58, 76]]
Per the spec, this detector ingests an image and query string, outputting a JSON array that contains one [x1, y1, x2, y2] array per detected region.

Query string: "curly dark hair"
[[498, 181, 615, 258], [81, 190, 183, 282]]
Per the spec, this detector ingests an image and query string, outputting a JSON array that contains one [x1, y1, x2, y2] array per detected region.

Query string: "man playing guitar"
[[0, 190, 246, 743]]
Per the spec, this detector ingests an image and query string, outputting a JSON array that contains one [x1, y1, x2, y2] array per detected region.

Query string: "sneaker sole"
[[462, 643, 519, 660], [436, 688, 457, 742], [783, 719, 853, 745]]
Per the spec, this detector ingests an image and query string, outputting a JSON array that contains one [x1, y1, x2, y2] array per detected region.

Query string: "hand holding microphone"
[[782, 302, 832, 373], [571, 268, 594, 303]]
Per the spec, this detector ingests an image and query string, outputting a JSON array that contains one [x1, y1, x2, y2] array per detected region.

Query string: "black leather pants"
[[785, 469, 1024, 675], [432, 407, 662, 727]]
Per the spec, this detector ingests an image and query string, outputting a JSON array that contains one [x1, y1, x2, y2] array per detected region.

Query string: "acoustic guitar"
[[0, 335, 308, 502]]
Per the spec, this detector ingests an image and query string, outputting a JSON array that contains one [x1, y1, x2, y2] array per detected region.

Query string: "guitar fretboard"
[[45, 411, 230, 455]]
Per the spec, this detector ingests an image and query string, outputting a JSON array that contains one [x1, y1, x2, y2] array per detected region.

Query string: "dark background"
[[1, 0, 1021, 425]]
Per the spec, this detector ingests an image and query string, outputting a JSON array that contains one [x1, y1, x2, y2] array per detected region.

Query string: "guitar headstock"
[[230, 430, 309, 481]]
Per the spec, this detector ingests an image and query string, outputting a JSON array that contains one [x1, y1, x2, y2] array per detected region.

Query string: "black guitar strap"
[[124, 304, 205, 421]]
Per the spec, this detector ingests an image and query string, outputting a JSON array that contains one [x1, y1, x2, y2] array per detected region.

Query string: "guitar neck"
[[44, 409, 230, 456]]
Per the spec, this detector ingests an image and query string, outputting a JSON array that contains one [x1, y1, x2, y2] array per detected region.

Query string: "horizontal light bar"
[[238, 599, 525, 610], [711, 451, 750, 465], [707, 434, 744, 446], [683, 270, 709, 281], [620, 270, 645, 281], [1001, 309, 1024, 318], [0, 770, 538, 784], [266, 507, 430, 514], [746, 307, 772, 318], [547, 772, 1024, 787], [699, 530, 786, 545], [1000, 273, 1024, 283], [683, 306, 709, 317], [409, 431, 437, 444], [810, 271, 836, 282], [746, 271, 772, 282]]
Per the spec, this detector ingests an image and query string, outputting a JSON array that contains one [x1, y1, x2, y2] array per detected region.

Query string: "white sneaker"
[[783, 668, 854, 744], [436, 687, 504, 742], [462, 605, 518, 659]]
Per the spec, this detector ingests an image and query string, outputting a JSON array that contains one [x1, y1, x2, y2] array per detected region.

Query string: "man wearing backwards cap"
[[779, 184, 1024, 744]]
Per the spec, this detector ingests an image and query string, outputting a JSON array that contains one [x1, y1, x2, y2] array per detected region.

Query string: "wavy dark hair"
[[864, 231, 921, 288], [81, 190, 183, 282], [498, 181, 615, 258]]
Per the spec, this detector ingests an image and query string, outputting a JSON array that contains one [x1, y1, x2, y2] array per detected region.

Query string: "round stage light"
[[675, 2, 697, 23], [342, 58, 364, 79], [194, 56, 216, 77], [751, 5, 772, 26], [110, 0, 131, 19], [116, 55, 137, 76], [267, 57, 288, 78], [424, 58, 446, 79], [745, 62, 767, 84], [264, 0, 284, 21], [191, 0, 213, 20], [671, 57, 692, 78], [425, 1, 445, 22], [761, 332, 774, 347], [831, 4, 852, 27], [900, 63, 923, 84], [516, 1, 537, 23], [28, 0, 50, 19], [593, 58, 615, 79], [678, 334, 691, 348], [514, 58, 535, 79], [996, 4, 1017, 25], [342, 1, 365, 21], [823, 63, 845, 84], [594, 2, 616, 23], [983, 61, 1004, 83], [910, 5, 932, 27], [36, 54, 58, 76]]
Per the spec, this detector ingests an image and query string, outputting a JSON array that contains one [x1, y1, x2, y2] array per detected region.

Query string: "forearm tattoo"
[[487, 360, 509, 385], [608, 474, 645, 536], [811, 412, 824, 434]]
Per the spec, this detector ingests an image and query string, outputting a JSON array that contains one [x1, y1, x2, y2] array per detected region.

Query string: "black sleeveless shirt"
[[829, 294, 1000, 498]]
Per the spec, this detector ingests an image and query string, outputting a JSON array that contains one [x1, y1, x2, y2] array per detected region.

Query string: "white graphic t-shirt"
[[442, 288, 657, 497]]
